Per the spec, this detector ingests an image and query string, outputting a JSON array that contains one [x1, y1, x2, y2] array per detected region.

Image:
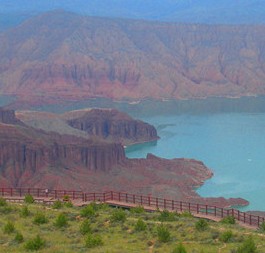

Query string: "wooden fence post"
[[156, 198, 158, 208], [164, 199, 166, 209], [172, 200, 174, 210]]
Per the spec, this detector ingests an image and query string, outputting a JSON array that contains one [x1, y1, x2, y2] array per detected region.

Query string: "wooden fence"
[[0, 187, 263, 228]]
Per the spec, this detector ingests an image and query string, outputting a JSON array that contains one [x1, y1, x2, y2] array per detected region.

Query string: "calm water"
[[16, 96, 265, 211], [126, 112, 265, 211]]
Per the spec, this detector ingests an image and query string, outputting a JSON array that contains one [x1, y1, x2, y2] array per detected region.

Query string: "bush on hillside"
[[195, 219, 208, 231], [54, 213, 68, 228], [33, 212, 48, 225], [235, 237, 257, 253], [221, 216, 236, 225], [14, 232, 24, 243], [24, 235, 45, 251], [80, 220, 91, 235], [219, 230, 233, 243], [24, 194, 34, 204], [111, 209, 127, 223], [134, 218, 147, 232], [20, 206, 30, 217], [157, 225, 171, 243], [158, 210, 177, 222], [85, 234, 103, 248], [3, 221, 15, 234]]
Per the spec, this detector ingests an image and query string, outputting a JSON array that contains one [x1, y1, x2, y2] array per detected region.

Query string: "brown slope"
[[1, 11, 265, 102]]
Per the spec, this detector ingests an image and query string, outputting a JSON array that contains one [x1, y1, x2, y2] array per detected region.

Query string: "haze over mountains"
[[0, 11, 265, 103], [1, 0, 265, 30]]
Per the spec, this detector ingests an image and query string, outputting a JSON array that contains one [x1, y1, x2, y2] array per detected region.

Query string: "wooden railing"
[[0, 187, 263, 228]]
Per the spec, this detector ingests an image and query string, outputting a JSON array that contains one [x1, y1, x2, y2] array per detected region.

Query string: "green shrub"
[[80, 220, 91, 235], [3, 221, 15, 234], [33, 212, 48, 225], [130, 206, 145, 214], [0, 197, 7, 206], [54, 213, 68, 228], [24, 235, 45, 251], [80, 205, 96, 218], [52, 200, 63, 209], [64, 201, 73, 208], [134, 218, 147, 232], [20, 206, 30, 217], [158, 210, 177, 222], [219, 230, 233, 243], [221, 216, 236, 225], [85, 234, 103, 248], [24, 194, 34, 204], [172, 243, 187, 253], [111, 209, 127, 223], [157, 225, 171, 243], [235, 237, 257, 253], [195, 219, 208, 231], [14, 232, 24, 243]]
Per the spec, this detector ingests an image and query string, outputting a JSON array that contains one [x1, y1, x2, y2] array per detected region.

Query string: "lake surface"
[[15, 96, 265, 211]]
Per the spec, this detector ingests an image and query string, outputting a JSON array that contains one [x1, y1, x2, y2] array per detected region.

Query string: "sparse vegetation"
[[85, 234, 103, 248], [157, 224, 171, 243], [24, 194, 34, 204], [219, 230, 233, 243], [52, 200, 63, 209], [33, 212, 48, 225], [24, 235, 45, 251], [221, 215, 236, 225], [158, 209, 178, 222], [3, 221, 15, 234], [111, 208, 127, 223], [54, 213, 68, 228], [20, 205, 30, 217], [0, 201, 264, 252], [235, 237, 257, 253], [80, 219, 91, 235], [134, 218, 147, 232], [195, 218, 208, 231]]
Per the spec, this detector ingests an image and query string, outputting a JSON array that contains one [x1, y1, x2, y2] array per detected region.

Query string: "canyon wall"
[[1, 11, 265, 104]]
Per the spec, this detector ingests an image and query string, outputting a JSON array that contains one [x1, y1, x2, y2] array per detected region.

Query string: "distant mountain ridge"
[[0, 11, 265, 103], [0, 0, 265, 31]]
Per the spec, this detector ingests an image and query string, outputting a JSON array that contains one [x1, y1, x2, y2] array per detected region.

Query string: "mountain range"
[[0, 11, 265, 104]]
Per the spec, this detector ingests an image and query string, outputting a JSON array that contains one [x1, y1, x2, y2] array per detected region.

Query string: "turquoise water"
[[126, 113, 265, 211]]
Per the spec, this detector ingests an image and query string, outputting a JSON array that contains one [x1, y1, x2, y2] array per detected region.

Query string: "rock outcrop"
[[64, 109, 158, 145]]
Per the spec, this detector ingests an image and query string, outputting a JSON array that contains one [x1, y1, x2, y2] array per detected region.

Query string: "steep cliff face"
[[0, 108, 23, 125], [0, 124, 125, 187], [64, 109, 158, 145]]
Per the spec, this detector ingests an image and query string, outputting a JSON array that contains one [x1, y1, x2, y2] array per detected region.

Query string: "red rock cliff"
[[64, 109, 158, 145], [0, 124, 125, 187]]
